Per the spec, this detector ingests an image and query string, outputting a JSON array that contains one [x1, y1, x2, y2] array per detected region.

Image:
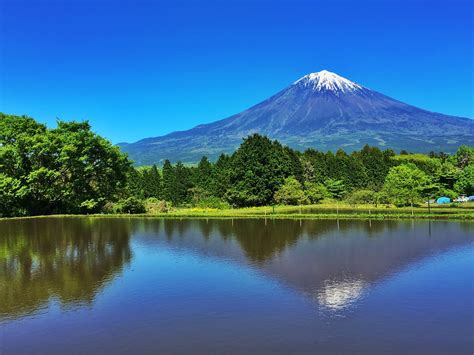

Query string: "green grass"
[[137, 201, 474, 220], [3, 202, 473, 221]]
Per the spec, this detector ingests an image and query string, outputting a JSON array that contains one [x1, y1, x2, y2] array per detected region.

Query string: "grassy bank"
[[3, 202, 473, 221], [143, 202, 474, 220]]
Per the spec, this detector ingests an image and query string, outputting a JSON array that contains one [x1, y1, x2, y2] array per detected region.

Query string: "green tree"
[[356, 145, 395, 189], [302, 149, 328, 184], [282, 146, 304, 183], [189, 186, 209, 206], [0, 114, 131, 216], [210, 154, 231, 198], [392, 154, 442, 176], [195, 156, 213, 191], [161, 160, 176, 203], [383, 164, 431, 206], [115, 197, 146, 214], [143, 164, 162, 199], [127, 168, 145, 199], [454, 145, 474, 168], [0, 175, 26, 217], [304, 182, 329, 204], [435, 161, 459, 191], [345, 154, 369, 189], [174, 161, 193, 205], [347, 189, 377, 206], [325, 179, 346, 200], [226, 134, 290, 206], [45, 121, 130, 213], [454, 165, 474, 195], [274, 176, 308, 205]]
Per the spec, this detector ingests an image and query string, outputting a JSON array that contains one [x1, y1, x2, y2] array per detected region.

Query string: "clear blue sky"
[[1, 0, 472, 143]]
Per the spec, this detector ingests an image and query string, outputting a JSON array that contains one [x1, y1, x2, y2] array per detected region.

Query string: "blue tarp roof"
[[436, 197, 451, 204]]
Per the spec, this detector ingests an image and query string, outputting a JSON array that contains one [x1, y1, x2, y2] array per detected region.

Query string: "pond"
[[1, 217, 473, 354]]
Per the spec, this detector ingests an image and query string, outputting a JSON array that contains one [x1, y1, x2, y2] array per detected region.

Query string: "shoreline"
[[2, 204, 474, 221]]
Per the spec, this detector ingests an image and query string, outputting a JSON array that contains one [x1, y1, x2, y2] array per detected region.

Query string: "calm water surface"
[[1, 217, 473, 354]]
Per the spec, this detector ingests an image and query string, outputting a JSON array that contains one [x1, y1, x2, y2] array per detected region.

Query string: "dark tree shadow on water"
[[0, 217, 132, 321]]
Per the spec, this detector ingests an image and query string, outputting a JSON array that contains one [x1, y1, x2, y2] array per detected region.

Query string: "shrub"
[[102, 201, 115, 214], [155, 200, 171, 213], [274, 176, 308, 205], [374, 191, 391, 207], [115, 197, 146, 214], [196, 196, 230, 209], [304, 182, 329, 204], [325, 179, 346, 200], [145, 197, 160, 204], [143, 199, 172, 213], [79, 199, 101, 214], [347, 189, 376, 206]]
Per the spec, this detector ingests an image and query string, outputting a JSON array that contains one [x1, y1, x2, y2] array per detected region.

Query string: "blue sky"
[[1, 0, 472, 143]]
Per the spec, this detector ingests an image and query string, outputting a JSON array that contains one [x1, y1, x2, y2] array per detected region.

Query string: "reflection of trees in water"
[[85, 218, 472, 315], [134, 219, 302, 263], [136, 218, 396, 264], [3, 217, 469, 321], [147, 218, 461, 265], [232, 219, 403, 263], [133, 218, 445, 266], [230, 220, 301, 263], [0, 217, 131, 320]]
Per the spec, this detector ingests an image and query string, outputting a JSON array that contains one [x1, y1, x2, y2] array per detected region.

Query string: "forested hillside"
[[1, 113, 473, 217], [128, 135, 473, 209]]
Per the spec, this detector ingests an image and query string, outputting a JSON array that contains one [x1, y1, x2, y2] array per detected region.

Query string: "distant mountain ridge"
[[119, 70, 474, 165]]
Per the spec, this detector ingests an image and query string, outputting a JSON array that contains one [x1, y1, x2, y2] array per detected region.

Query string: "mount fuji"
[[119, 70, 474, 165]]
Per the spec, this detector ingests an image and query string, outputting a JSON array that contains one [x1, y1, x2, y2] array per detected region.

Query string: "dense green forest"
[[1, 113, 473, 217]]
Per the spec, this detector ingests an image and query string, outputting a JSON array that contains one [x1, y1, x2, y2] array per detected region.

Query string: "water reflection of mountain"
[[132, 219, 473, 310], [0, 218, 132, 320], [1, 218, 471, 319]]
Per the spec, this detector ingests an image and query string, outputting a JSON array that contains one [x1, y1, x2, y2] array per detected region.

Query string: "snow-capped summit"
[[294, 70, 362, 94], [120, 70, 474, 164]]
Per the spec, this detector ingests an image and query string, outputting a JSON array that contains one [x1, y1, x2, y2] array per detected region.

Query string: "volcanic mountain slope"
[[119, 70, 474, 165]]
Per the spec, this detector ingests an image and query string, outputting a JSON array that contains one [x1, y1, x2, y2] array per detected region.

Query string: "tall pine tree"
[[161, 160, 176, 203]]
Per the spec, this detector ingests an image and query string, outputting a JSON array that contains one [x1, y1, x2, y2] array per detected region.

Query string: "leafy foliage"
[[225, 134, 296, 207], [383, 164, 431, 206], [325, 179, 346, 200], [347, 189, 377, 206], [0, 113, 131, 217], [454, 165, 474, 195], [304, 182, 329, 204], [114, 197, 146, 214], [454, 145, 474, 168], [1, 113, 472, 216], [274, 177, 307, 205]]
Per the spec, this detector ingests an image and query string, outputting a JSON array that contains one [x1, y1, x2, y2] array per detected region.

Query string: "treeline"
[[1, 113, 473, 217], [0, 113, 130, 216], [127, 134, 473, 208]]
